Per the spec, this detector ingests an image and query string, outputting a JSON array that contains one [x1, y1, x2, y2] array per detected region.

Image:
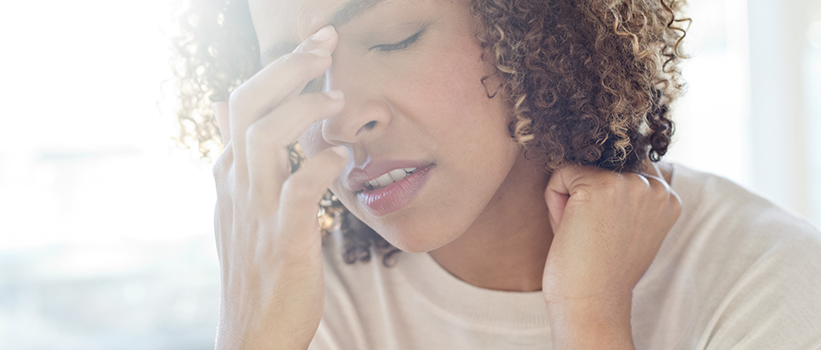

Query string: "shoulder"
[[668, 162, 820, 247], [665, 162, 821, 275], [658, 163, 821, 349]]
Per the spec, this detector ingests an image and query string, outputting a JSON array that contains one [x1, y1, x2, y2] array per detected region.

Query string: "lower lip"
[[356, 164, 434, 216]]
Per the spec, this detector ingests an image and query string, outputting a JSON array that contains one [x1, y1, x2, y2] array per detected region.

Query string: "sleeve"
[[696, 223, 821, 350]]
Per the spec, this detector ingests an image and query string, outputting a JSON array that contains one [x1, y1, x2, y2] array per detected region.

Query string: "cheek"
[[401, 39, 509, 145]]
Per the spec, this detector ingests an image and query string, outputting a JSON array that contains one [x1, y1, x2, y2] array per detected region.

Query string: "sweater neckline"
[[393, 162, 689, 329], [395, 249, 551, 329]]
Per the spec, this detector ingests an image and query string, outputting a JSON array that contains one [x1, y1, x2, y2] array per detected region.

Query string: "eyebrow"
[[259, 0, 386, 65]]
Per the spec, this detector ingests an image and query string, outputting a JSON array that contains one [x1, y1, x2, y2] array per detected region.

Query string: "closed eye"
[[370, 29, 424, 52]]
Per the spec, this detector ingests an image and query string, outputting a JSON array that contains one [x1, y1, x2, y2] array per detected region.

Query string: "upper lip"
[[345, 159, 433, 193]]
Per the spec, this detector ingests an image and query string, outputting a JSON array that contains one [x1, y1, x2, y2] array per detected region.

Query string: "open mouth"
[[356, 164, 435, 216], [363, 167, 421, 191]]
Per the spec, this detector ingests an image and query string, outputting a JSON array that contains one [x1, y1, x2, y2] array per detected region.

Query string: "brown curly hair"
[[171, 0, 689, 268]]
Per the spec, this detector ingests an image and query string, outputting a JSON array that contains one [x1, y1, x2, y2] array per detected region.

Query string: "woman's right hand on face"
[[210, 25, 346, 350]]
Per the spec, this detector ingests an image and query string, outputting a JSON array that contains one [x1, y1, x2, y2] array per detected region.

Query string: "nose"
[[321, 95, 391, 145], [320, 58, 392, 146]]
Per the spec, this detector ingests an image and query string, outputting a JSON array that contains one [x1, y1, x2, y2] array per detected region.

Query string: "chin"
[[379, 228, 455, 254], [355, 208, 470, 254], [336, 177, 488, 254]]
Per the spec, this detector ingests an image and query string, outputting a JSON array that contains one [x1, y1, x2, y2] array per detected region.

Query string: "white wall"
[[666, 0, 821, 226], [0, 0, 818, 348]]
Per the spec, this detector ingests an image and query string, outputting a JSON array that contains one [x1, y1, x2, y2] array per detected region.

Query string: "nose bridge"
[[321, 52, 392, 146]]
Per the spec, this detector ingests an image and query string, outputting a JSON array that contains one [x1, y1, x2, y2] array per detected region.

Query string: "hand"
[[210, 25, 347, 350], [541, 160, 681, 348]]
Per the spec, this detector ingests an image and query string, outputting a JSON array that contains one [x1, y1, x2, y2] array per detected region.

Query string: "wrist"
[[545, 294, 634, 350]]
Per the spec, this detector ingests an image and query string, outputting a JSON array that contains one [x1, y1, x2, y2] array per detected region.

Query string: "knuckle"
[[604, 172, 624, 185], [671, 192, 683, 208], [281, 175, 318, 205], [245, 124, 265, 147], [646, 176, 668, 192], [652, 179, 670, 194], [228, 85, 246, 107], [279, 51, 298, 64], [212, 149, 233, 180], [292, 52, 322, 76], [596, 174, 622, 192], [639, 176, 655, 191], [211, 162, 222, 180], [626, 173, 653, 192], [245, 122, 288, 151], [654, 189, 671, 203]]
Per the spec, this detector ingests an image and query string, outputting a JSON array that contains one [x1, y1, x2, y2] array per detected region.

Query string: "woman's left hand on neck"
[[541, 159, 681, 349]]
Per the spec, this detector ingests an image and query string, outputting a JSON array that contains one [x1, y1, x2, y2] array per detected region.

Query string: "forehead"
[[248, 0, 386, 44]]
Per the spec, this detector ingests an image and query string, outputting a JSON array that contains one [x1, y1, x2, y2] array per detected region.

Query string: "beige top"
[[309, 163, 821, 349]]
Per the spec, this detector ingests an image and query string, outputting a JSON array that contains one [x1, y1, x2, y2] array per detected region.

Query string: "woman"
[[173, 0, 821, 348]]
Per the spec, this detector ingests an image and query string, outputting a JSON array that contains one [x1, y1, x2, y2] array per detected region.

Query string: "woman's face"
[[249, 0, 526, 252]]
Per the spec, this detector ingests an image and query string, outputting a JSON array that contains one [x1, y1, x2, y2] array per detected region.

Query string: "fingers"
[[545, 173, 567, 227], [229, 25, 339, 181], [628, 159, 682, 219], [633, 157, 666, 185], [544, 164, 585, 226], [213, 102, 231, 145], [543, 161, 673, 226], [231, 32, 337, 119], [246, 91, 345, 202], [277, 146, 348, 237]]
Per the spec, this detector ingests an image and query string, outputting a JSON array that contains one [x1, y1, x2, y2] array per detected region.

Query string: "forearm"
[[545, 295, 635, 350]]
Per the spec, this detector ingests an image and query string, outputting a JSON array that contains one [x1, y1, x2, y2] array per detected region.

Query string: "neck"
[[429, 152, 553, 292], [427, 159, 675, 293]]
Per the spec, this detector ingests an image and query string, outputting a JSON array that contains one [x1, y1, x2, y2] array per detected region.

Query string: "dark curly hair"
[[171, 0, 689, 268]]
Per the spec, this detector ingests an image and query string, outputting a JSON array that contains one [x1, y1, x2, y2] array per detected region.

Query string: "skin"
[[272, 0, 554, 292], [211, 0, 681, 348]]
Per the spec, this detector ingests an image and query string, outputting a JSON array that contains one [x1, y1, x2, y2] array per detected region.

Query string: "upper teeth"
[[366, 167, 417, 190]]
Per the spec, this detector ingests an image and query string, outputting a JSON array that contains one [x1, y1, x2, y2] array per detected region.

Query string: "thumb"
[[544, 164, 585, 228], [545, 171, 569, 228], [212, 102, 230, 145]]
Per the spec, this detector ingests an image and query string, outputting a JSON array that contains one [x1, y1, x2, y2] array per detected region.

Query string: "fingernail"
[[311, 25, 335, 42], [324, 90, 344, 100], [331, 146, 347, 158], [307, 48, 331, 57]]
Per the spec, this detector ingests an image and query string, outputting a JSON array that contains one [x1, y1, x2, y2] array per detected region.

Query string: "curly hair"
[[171, 0, 689, 268]]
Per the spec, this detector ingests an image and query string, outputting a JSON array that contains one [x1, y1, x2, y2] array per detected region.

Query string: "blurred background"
[[0, 0, 819, 348]]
